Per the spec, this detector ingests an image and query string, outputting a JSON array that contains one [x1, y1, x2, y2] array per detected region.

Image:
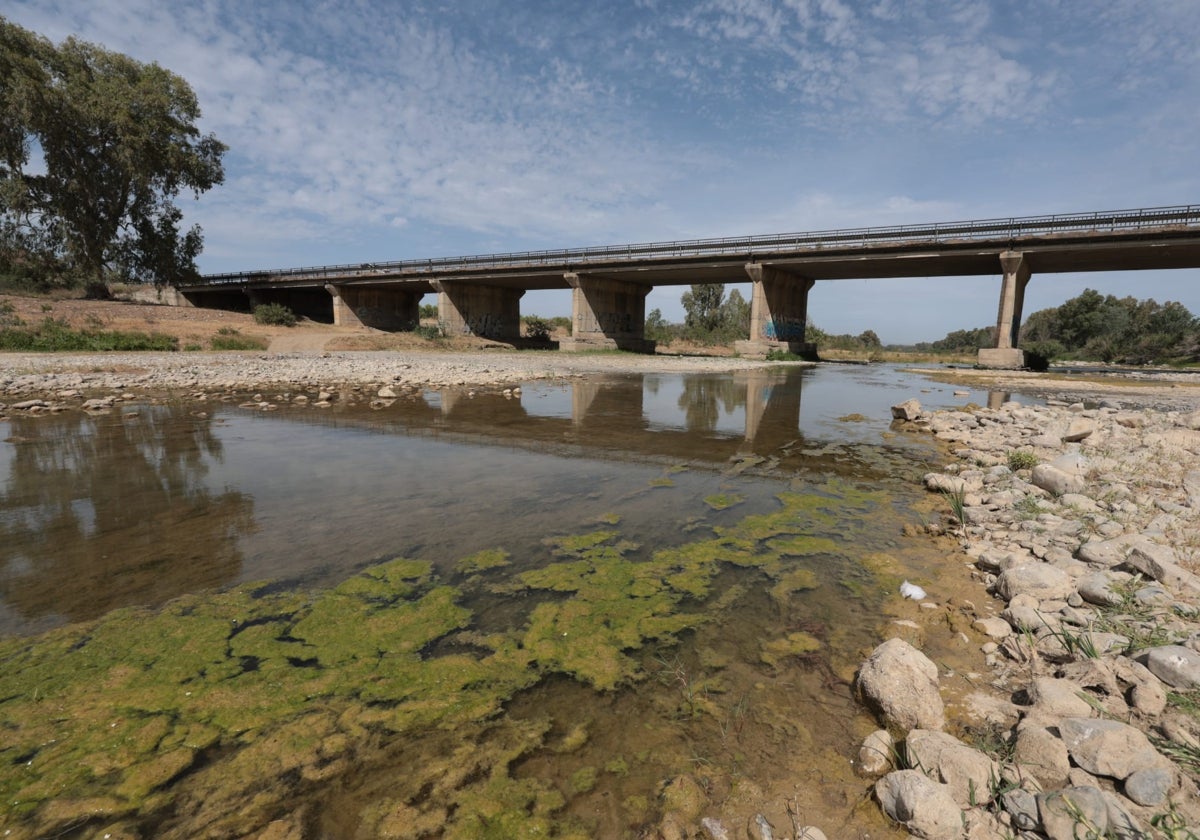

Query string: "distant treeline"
[[916, 289, 1200, 365]]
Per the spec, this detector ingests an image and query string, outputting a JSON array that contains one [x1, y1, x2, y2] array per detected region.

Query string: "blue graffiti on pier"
[[763, 318, 806, 341]]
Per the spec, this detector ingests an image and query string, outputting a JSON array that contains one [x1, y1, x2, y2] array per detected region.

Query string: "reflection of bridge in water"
[[275, 368, 811, 470], [430, 369, 798, 463]]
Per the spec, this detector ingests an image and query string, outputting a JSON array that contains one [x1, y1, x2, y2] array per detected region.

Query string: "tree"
[[718, 288, 750, 337], [0, 18, 226, 295], [681, 283, 725, 332], [857, 329, 881, 348]]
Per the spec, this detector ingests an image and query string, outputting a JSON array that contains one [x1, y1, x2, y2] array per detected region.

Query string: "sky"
[[7, 0, 1200, 344]]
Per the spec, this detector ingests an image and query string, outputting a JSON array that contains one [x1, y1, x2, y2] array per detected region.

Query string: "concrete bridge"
[[178, 204, 1200, 367]]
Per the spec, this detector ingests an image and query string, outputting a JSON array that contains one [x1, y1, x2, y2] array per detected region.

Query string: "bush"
[[1007, 451, 1039, 471], [211, 334, 268, 351], [414, 324, 442, 341], [522, 316, 552, 341], [252, 303, 297, 326], [0, 317, 177, 351]]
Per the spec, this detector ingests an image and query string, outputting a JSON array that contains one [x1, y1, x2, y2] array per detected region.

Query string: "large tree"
[[681, 283, 725, 332], [0, 18, 225, 295]]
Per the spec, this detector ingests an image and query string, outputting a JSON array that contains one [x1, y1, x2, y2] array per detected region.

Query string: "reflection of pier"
[[276, 369, 809, 469]]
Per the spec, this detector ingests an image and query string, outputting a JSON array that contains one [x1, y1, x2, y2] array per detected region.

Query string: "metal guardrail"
[[196, 204, 1200, 286]]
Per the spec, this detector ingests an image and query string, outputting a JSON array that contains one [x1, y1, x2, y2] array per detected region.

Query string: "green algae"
[[768, 567, 821, 608], [704, 493, 744, 511], [0, 478, 899, 838], [759, 631, 822, 669], [457, 548, 512, 575], [569, 766, 598, 793], [648, 476, 675, 488]]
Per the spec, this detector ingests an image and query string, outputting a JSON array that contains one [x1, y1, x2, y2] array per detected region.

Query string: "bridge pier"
[[978, 251, 1031, 369], [432, 280, 524, 341], [558, 273, 656, 353], [325, 284, 421, 330], [734, 264, 818, 359]]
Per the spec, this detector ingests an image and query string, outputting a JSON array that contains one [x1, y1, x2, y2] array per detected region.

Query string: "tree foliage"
[[650, 285, 754, 345], [681, 283, 725, 332], [0, 18, 225, 293], [1020, 289, 1198, 364]]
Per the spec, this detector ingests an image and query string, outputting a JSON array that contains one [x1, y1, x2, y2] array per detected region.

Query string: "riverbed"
[[0, 363, 1022, 839]]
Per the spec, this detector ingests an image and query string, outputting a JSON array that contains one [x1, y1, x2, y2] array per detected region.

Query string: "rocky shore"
[[0, 349, 784, 404], [858, 396, 1200, 839]]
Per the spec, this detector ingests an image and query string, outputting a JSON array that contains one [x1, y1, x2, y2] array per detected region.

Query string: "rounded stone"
[[856, 638, 945, 731], [1123, 766, 1173, 807], [874, 770, 962, 840], [994, 564, 1075, 602]]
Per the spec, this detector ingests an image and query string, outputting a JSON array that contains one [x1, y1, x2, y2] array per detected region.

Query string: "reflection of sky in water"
[[517, 383, 575, 419], [0, 365, 1045, 637]]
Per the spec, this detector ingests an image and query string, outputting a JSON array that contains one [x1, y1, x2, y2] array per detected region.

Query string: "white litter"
[[900, 580, 927, 600]]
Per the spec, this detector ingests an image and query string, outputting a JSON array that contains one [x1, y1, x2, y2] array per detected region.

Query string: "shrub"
[[414, 324, 442, 341], [522, 316, 552, 341], [0, 317, 177, 351], [211, 334, 268, 351], [252, 303, 297, 327], [1007, 451, 1039, 472]]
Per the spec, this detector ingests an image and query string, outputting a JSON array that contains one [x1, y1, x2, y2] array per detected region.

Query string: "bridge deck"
[[186, 204, 1200, 292]]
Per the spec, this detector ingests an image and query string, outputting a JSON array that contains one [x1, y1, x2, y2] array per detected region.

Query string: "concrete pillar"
[[431, 280, 524, 341], [559, 273, 655, 353], [734, 264, 817, 358], [326, 284, 420, 330], [978, 251, 1032, 369]]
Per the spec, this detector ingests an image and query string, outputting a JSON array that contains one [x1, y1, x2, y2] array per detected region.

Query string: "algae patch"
[[0, 480, 899, 838], [704, 493, 744, 511]]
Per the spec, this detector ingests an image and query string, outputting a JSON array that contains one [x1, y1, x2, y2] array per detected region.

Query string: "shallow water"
[[0, 364, 1022, 838]]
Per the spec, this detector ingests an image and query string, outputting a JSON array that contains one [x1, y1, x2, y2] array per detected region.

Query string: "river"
[[0, 363, 1025, 839]]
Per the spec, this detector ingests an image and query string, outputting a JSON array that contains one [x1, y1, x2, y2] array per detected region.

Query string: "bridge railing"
[[196, 204, 1200, 286]]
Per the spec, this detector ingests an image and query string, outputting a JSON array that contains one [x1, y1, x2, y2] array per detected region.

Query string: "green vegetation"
[[0, 482, 878, 837], [418, 302, 438, 319], [646, 284, 750, 345], [921, 289, 1200, 365], [805, 324, 882, 356], [1021, 288, 1199, 364], [1006, 451, 1039, 471], [0, 18, 226, 295], [0, 316, 177, 350], [209, 331, 268, 350], [252, 302, 297, 326], [521, 315, 556, 341]]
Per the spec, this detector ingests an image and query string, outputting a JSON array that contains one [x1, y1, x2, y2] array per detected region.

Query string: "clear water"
[[0, 364, 1022, 838]]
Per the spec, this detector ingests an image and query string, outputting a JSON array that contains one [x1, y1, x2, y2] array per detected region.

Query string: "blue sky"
[[8, 0, 1200, 343]]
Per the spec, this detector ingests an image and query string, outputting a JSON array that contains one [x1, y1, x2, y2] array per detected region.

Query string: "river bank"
[[0, 349, 798, 404], [858, 393, 1200, 838]]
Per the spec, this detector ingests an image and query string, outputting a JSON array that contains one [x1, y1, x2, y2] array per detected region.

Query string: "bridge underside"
[[177, 221, 1200, 361]]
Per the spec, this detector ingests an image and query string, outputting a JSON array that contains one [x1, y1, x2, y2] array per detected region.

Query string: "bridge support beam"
[[431, 280, 524, 341], [734, 264, 817, 359], [558, 273, 656, 353], [325, 284, 420, 330], [978, 251, 1032, 369]]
